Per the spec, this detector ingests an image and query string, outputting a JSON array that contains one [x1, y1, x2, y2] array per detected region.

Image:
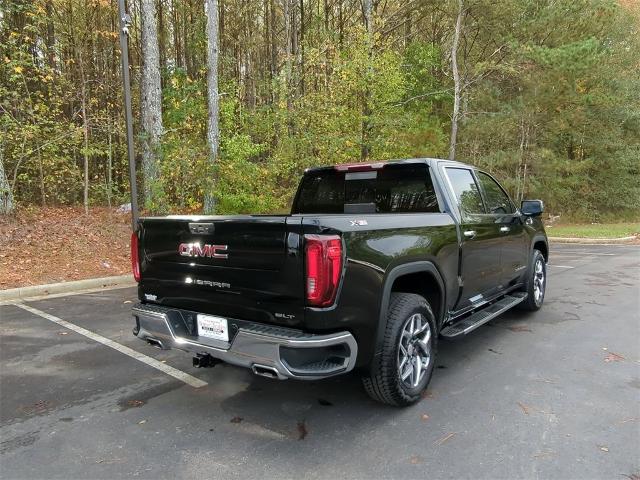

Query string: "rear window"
[[292, 164, 440, 214]]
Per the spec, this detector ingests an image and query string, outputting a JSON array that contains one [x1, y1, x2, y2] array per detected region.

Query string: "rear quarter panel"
[[300, 213, 459, 369]]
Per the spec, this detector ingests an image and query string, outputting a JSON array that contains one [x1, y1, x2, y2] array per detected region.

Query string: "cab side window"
[[445, 168, 485, 218], [477, 172, 514, 215]]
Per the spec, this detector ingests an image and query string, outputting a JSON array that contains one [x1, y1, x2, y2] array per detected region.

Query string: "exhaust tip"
[[146, 338, 164, 349], [252, 364, 283, 380]]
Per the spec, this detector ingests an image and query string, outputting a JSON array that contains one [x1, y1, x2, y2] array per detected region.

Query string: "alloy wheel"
[[533, 258, 545, 305], [397, 313, 432, 388]]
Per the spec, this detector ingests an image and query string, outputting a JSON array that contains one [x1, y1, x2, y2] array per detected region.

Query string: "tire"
[[362, 293, 438, 407], [517, 249, 546, 311]]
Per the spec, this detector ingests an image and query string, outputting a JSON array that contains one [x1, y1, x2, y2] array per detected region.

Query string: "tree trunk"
[[38, 150, 46, 207], [338, 0, 343, 47], [360, 0, 373, 161], [269, 0, 277, 101], [448, 0, 463, 161], [140, 0, 164, 209], [243, 2, 256, 109], [107, 127, 113, 208], [0, 142, 14, 215], [157, 0, 167, 74], [80, 58, 89, 214], [204, 0, 220, 213], [299, 0, 304, 95], [283, 0, 294, 133], [45, 0, 56, 70], [186, 0, 195, 78], [172, 0, 182, 68]]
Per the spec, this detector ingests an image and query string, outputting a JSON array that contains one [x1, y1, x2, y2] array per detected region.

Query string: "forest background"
[[1, 0, 639, 222]]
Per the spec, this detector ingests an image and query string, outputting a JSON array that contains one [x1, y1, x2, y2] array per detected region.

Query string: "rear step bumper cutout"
[[132, 303, 358, 380]]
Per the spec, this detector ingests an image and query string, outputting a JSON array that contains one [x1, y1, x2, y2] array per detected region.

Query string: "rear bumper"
[[132, 303, 357, 380]]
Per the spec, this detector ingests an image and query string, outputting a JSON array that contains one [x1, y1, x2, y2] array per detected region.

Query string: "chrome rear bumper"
[[132, 303, 357, 380]]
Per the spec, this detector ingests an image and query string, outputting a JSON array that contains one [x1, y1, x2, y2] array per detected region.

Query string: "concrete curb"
[[0, 275, 135, 302], [549, 236, 637, 245]]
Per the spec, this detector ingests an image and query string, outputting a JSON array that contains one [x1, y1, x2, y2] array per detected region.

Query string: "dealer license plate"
[[197, 314, 229, 342]]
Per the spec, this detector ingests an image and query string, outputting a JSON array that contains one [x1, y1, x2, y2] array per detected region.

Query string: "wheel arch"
[[532, 235, 549, 262], [374, 262, 446, 364]]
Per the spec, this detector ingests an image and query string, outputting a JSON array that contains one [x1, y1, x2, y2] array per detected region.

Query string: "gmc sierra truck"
[[131, 158, 548, 406]]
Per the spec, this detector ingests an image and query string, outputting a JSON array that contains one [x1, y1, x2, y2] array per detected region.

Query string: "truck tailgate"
[[138, 215, 305, 327]]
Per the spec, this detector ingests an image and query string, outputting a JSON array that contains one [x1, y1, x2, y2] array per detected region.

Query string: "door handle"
[[500, 226, 510, 233], [463, 230, 477, 239]]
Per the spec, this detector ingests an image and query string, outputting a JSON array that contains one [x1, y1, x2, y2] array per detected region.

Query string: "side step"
[[440, 292, 527, 338]]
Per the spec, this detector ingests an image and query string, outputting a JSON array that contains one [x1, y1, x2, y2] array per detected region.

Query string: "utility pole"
[[117, 0, 140, 230]]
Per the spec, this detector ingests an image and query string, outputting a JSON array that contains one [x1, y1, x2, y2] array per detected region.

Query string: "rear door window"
[[292, 164, 440, 214], [444, 168, 486, 217]]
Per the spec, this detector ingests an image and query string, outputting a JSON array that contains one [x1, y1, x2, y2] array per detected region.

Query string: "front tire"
[[362, 293, 437, 407], [517, 249, 546, 311]]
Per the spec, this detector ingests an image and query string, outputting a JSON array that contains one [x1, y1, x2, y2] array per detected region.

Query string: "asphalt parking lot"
[[1, 243, 639, 479]]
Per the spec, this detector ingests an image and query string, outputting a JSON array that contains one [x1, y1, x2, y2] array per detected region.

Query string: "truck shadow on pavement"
[[193, 309, 544, 442]]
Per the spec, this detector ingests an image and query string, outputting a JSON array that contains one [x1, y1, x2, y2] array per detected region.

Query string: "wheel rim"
[[533, 258, 545, 305], [397, 313, 432, 389]]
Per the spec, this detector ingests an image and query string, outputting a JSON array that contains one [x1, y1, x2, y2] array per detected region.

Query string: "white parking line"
[[548, 265, 575, 269], [12, 302, 208, 389]]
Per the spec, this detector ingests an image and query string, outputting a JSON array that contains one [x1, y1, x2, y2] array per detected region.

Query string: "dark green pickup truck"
[[131, 158, 548, 406]]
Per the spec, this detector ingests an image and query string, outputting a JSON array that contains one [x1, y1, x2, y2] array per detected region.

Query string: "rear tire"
[[362, 293, 437, 407], [517, 249, 546, 311]]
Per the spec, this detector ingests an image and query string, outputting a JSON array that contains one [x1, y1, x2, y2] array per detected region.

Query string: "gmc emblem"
[[178, 243, 228, 259]]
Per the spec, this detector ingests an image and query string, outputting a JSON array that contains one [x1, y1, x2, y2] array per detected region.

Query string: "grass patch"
[[545, 223, 640, 238]]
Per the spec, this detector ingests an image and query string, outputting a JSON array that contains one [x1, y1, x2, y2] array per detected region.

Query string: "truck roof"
[[304, 157, 473, 174]]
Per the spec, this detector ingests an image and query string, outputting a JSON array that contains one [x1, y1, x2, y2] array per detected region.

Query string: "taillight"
[[305, 234, 343, 307], [130, 231, 141, 282]]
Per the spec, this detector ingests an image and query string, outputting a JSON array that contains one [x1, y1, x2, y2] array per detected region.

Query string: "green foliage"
[[0, 0, 638, 221], [458, 0, 640, 221]]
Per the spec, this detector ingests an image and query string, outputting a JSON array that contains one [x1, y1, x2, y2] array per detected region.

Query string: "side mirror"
[[521, 200, 544, 217]]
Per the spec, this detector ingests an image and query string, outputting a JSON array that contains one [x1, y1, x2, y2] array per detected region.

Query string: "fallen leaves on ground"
[[409, 455, 424, 464], [616, 417, 639, 425], [622, 473, 640, 480], [126, 400, 145, 408], [533, 377, 557, 384], [21, 400, 50, 414], [508, 325, 532, 333], [0, 207, 131, 289], [532, 451, 556, 458], [420, 414, 430, 422], [230, 416, 243, 424], [420, 390, 435, 399], [604, 351, 626, 362], [434, 432, 456, 445], [517, 401, 531, 415]]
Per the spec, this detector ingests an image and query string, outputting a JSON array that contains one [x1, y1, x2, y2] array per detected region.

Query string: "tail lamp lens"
[[130, 231, 141, 282], [305, 234, 343, 307]]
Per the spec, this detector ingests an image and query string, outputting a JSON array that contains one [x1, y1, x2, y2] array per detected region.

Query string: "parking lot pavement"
[[1, 244, 638, 479]]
